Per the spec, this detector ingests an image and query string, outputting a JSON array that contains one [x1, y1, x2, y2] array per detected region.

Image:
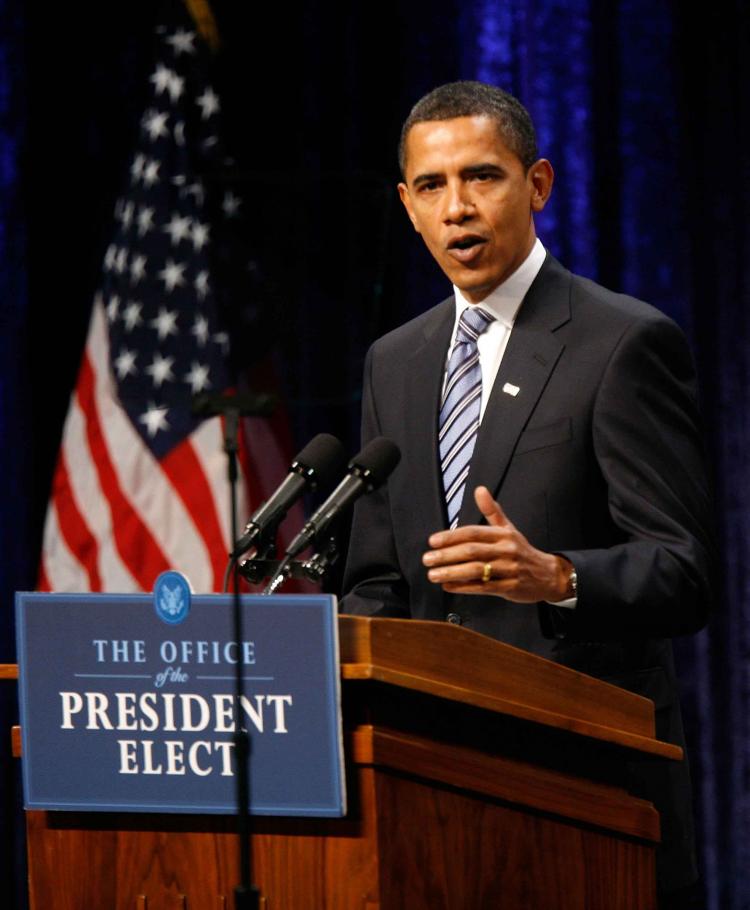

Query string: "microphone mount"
[[236, 535, 340, 587]]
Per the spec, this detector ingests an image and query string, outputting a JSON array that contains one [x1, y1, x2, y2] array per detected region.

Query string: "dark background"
[[1, 1, 749, 907]]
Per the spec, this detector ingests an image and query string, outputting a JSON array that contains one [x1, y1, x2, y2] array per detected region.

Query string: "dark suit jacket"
[[342, 253, 716, 893]]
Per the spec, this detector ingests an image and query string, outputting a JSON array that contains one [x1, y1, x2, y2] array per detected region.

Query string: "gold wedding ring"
[[482, 563, 493, 583]]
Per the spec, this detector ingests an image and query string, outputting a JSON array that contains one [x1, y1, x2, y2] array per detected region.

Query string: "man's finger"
[[474, 485, 510, 527], [428, 524, 504, 548], [423, 541, 510, 568], [426, 561, 496, 584]]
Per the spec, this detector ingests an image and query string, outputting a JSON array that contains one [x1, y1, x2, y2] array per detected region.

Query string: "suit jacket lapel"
[[404, 297, 455, 537], [458, 254, 572, 525]]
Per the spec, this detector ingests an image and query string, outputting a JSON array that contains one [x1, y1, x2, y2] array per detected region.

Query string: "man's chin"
[[453, 278, 497, 304]]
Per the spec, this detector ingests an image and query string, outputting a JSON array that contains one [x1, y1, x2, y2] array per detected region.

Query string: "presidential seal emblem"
[[153, 571, 192, 625]]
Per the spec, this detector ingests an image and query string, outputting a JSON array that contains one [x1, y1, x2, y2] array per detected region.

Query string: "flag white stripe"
[[41, 501, 92, 593], [189, 416, 242, 549]]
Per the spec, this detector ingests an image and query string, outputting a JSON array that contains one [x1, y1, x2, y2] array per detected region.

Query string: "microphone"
[[231, 433, 346, 559], [285, 437, 401, 558]]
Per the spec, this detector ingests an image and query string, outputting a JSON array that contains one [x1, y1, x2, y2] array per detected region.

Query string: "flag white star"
[[150, 306, 179, 339], [213, 331, 230, 354], [123, 301, 143, 331], [143, 159, 161, 187], [174, 121, 186, 146], [114, 247, 128, 274], [192, 314, 209, 346], [120, 201, 134, 230], [106, 295, 120, 322], [191, 221, 210, 252], [166, 28, 196, 55], [142, 108, 169, 141], [145, 352, 175, 388], [139, 404, 170, 437], [185, 361, 211, 392], [137, 206, 155, 236], [194, 270, 210, 300], [222, 191, 241, 217], [163, 213, 192, 246], [130, 153, 145, 183], [103, 244, 118, 271], [150, 64, 173, 96], [130, 254, 147, 284], [196, 87, 220, 119], [158, 260, 187, 293], [183, 181, 205, 205], [167, 72, 184, 102], [114, 348, 137, 379]]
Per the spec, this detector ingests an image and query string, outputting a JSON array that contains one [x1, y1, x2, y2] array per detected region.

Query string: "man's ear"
[[398, 182, 421, 233], [528, 159, 554, 213]]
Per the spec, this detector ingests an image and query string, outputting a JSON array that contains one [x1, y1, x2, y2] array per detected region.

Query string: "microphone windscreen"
[[295, 433, 347, 487], [348, 437, 401, 490]]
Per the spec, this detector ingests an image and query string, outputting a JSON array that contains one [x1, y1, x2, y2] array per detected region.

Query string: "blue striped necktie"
[[439, 306, 495, 528]]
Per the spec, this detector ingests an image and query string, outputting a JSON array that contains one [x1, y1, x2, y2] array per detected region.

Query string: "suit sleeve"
[[548, 313, 717, 640], [339, 346, 411, 617]]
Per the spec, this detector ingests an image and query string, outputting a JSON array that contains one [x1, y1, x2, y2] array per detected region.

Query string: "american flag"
[[38, 17, 291, 594]]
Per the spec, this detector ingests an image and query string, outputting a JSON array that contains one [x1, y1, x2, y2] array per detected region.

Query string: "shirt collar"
[[452, 238, 546, 327]]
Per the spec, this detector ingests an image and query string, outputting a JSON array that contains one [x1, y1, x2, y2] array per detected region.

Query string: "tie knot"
[[456, 306, 494, 344]]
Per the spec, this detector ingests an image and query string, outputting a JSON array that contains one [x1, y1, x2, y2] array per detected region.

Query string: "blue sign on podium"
[[15, 586, 346, 817]]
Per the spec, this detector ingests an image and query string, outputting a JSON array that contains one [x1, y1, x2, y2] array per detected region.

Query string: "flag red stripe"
[[48, 451, 102, 591], [235, 421, 264, 515], [78, 353, 170, 589], [161, 438, 228, 591], [37, 562, 52, 592]]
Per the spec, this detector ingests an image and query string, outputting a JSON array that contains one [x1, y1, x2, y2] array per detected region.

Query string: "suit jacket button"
[[446, 612, 462, 625]]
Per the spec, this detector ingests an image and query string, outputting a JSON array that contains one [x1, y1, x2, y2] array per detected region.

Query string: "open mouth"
[[449, 235, 485, 251], [447, 235, 486, 262]]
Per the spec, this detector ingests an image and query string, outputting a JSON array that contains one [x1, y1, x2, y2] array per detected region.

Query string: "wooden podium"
[[9, 616, 678, 909]]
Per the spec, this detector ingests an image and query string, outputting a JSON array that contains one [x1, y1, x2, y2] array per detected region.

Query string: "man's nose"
[[443, 181, 474, 223]]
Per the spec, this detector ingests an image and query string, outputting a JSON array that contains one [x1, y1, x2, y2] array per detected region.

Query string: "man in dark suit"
[[341, 81, 714, 904]]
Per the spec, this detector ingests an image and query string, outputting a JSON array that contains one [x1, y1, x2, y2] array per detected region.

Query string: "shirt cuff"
[[546, 595, 577, 609]]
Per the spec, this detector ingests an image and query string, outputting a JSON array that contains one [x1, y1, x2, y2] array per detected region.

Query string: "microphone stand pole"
[[223, 405, 260, 909], [196, 392, 270, 910]]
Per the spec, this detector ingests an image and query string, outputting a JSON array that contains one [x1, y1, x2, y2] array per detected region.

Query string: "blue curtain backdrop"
[[0, 0, 27, 904], [1, 1, 748, 907]]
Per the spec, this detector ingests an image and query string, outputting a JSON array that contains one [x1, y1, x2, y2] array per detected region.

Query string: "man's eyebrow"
[[411, 171, 444, 187], [462, 163, 505, 176], [411, 163, 506, 187]]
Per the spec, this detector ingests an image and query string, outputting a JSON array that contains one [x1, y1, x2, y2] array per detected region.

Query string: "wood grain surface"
[[339, 616, 681, 760]]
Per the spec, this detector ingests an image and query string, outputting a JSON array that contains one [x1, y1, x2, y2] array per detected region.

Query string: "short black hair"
[[398, 80, 538, 176]]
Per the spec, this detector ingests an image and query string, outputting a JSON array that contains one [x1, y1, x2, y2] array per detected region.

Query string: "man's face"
[[398, 115, 553, 303]]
